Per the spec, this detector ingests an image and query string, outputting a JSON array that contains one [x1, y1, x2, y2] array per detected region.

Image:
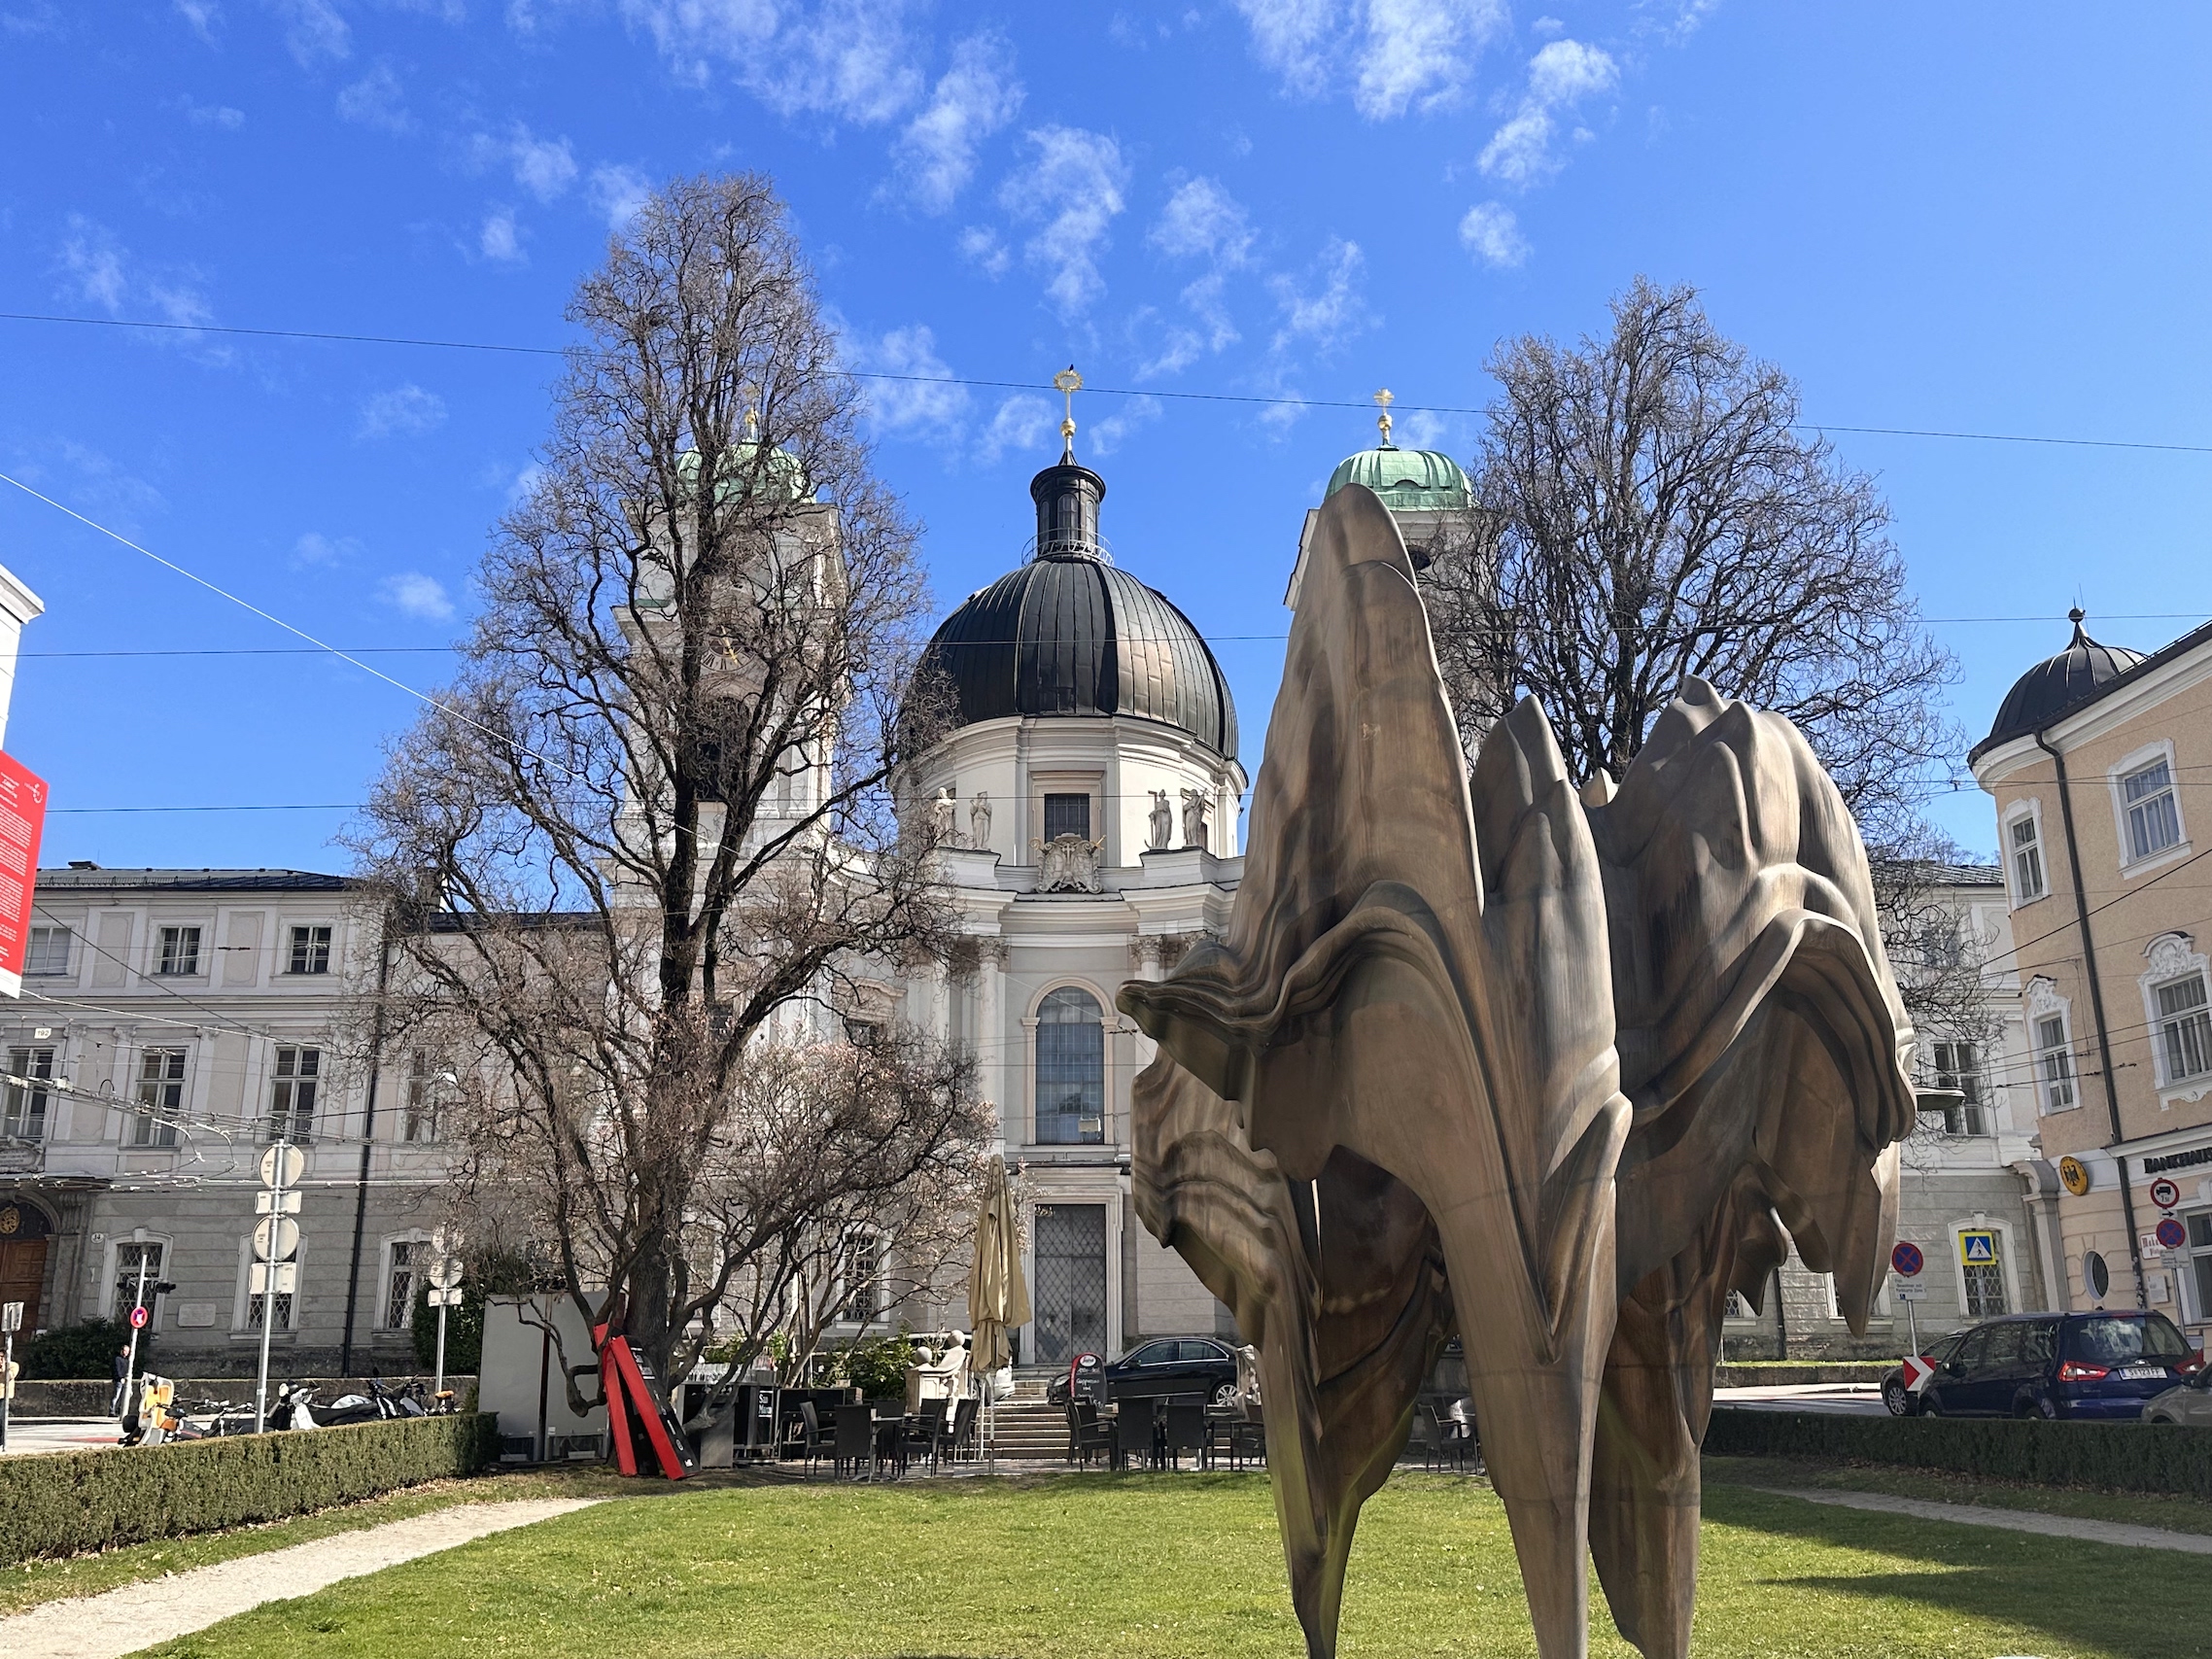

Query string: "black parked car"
[[1046, 1337, 1240, 1406], [1884, 1309, 2200, 1420]]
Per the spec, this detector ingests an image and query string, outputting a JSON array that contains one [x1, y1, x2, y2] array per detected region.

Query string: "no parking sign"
[[1891, 1241, 1923, 1277]]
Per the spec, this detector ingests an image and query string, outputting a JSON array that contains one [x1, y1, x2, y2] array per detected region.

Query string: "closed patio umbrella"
[[965, 1155, 1028, 1466]]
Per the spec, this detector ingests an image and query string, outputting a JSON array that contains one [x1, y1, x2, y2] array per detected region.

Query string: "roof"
[[1871, 859, 2003, 888], [919, 457, 1238, 760], [1324, 445, 1470, 513], [35, 868, 354, 893], [1972, 609, 2163, 761]]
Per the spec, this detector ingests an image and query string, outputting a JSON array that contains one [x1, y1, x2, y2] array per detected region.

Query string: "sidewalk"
[[1764, 1485, 2212, 1554], [0, 1418, 126, 1458], [0, 1497, 600, 1659]]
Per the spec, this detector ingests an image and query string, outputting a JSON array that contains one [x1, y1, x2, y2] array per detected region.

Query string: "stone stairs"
[[978, 1367, 1069, 1462]]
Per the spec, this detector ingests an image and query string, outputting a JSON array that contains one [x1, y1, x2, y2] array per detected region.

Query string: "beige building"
[[1971, 608, 2212, 1351]]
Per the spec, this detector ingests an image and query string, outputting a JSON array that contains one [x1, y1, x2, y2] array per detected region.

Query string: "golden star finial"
[[1054, 364, 1084, 459]]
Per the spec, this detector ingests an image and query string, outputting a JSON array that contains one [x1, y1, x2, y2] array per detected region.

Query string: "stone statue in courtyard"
[[1148, 789, 1174, 851], [1118, 484, 1921, 1659]]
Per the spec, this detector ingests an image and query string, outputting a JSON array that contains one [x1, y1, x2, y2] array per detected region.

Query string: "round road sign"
[[128, 1305, 149, 1330], [429, 1257, 464, 1291], [259, 1144, 305, 1190], [2150, 1177, 2182, 1211], [1891, 1241, 1924, 1277], [2158, 1217, 2188, 1251], [252, 1217, 301, 1262]]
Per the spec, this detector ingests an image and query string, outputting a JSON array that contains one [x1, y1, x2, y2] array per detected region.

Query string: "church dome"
[[922, 457, 1238, 760], [1977, 609, 2147, 756], [674, 440, 812, 504], [1325, 444, 1470, 513]]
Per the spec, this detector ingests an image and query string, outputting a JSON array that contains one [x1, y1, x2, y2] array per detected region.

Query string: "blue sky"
[[3, 1, 2210, 870]]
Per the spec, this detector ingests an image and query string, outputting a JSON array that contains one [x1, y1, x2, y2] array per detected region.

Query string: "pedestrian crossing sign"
[[1958, 1229, 1997, 1266]]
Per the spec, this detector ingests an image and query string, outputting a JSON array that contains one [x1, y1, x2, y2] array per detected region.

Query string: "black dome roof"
[[1979, 610, 2147, 755], [921, 459, 1238, 760]]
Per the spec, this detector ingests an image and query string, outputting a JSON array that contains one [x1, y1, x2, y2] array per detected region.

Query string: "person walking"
[[109, 1342, 131, 1417]]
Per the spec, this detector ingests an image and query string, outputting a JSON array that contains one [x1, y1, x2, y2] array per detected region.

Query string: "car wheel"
[[2034, 1395, 2057, 1421], [1918, 1394, 1942, 1418], [1882, 1378, 1913, 1417], [1213, 1382, 1239, 1408]]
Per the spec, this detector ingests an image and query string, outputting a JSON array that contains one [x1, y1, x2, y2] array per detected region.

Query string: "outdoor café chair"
[[1066, 1401, 1111, 1467], [1110, 1400, 1153, 1470], [1406, 1402, 1441, 1470], [786, 1400, 829, 1472], [1160, 1400, 1206, 1469], [942, 1397, 978, 1464], [833, 1403, 875, 1479], [899, 1399, 948, 1475]]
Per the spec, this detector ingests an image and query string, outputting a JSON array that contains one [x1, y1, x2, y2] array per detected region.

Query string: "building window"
[[1035, 986, 1105, 1145], [1723, 1290, 1748, 1320], [401, 1053, 445, 1142], [1960, 1231, 2008, 1317], [838, 1232, 882, 1322], [25, 925, 71, 976], [287, 925, 332, 976], [246, 1261, 294, 1331], [1924, 1042, 1988, 1135], [2008, 811, 2046, 902], [1043, 793, 1091, 841], [133, 1049, 187, 1147], [2034, 1015, 2076, 1114], [384, 1241, 419, 1329], [2156, 973, 2212, 1085], [2122, 756, 2183, 862], [155, 925, 202, 977], [2, 1046, 52, 1141], [2185, 1212, 2212, 1325], [267, 1046, 320, 1143], [113, 1241, 166, 1322]]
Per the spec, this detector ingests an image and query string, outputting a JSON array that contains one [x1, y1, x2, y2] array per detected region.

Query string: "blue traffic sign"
[[1891, 1241, 1924, 1278], [2158, 1217, 2188, 1251]]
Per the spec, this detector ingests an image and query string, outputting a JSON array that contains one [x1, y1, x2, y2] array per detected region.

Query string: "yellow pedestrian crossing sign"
[[1958, 1229, 1997, 1266]]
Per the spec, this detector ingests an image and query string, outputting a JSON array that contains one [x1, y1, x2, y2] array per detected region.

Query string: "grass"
[[0, 1467, 628, 1618], [1706, 1452, 2212, 1538], [125, 1469, 2212, 1659]]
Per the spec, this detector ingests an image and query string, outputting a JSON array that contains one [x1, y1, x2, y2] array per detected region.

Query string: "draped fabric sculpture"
[[1117, 486, 1918, 1659]]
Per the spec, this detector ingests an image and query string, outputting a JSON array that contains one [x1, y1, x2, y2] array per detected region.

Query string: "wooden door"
[[0, 1237, 48, 1334]]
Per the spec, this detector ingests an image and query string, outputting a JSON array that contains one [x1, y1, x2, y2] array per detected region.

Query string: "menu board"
[[0, 753, 49, 997]]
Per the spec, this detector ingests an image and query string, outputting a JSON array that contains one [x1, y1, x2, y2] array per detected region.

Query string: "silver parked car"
[[2143, 1365, 2212, 1426]]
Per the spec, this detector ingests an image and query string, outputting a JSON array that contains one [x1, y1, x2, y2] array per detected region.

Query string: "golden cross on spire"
[[1373, 388, 1395, 448], [1054, 364, 1083, 459]]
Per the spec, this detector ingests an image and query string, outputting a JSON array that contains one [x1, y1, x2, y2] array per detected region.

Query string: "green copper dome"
[[1324, 445, 1469, 512], [674, 440, 812, 505]]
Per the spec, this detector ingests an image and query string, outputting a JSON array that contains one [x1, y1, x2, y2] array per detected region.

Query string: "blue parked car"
[[1905, 1309, 2199, 1420]]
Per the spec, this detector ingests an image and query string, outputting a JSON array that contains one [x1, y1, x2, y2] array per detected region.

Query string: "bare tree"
[[350, 174, 988, 1394], [1425, 277, 1957, 846]]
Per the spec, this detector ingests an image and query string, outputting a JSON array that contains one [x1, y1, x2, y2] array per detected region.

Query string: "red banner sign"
[[0, 753, 47, 998]]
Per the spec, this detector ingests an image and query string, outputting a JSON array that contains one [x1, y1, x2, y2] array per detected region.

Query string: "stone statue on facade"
[[930, 786, 958, 847], [1033, 834, 1105, 894], [1179, 787, 1208, 851], [970, 790, 992, 852], [1118, 484, 1920, 1659], [1148, 789, 1174, 852]]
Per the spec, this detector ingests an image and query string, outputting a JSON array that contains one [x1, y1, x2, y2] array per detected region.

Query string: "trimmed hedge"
[[1707, 1406, 2212, 1501], [0, 1413, 500, 1565]]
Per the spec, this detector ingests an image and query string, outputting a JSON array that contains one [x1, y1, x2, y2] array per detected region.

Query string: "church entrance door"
[[0, 1198, 53, 1334], [1032, 1204, 1106, 1365]]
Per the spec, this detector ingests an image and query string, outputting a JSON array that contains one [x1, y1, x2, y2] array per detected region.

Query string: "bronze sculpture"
[[1118, 485, 1918, 1659]]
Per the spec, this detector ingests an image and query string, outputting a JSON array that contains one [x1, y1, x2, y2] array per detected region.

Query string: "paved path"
[[1765, 1485, 2212, 1553], [0, 1498, 600, 1659], [1715, 1383, 1889, 1417], [0, 1418, 128, 1458]]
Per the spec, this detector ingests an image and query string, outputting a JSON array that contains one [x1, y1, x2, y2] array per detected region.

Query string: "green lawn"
[[138, 1470, 2209, 1659]]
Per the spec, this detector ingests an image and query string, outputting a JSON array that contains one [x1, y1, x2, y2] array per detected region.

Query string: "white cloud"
[[293, 530, 361, 567], [957, 225, 1009, 278], [1458, 200, 1529, 267], [1150, 175, 1253, 267], [479, 210, 525, 263], [889, 34, 1022, 214], [173, 0, 221, 41], [473, 123, 578, 201], [588, 163, 654, 227], [619, 0, 925, 126], [505, 463, 546, 507], [336, 63, 411, 133], [182, 97, 244, 128], [998, 125, 1127, 315], [1089, 393, 1161, 456], [1269, 237, 1365, 351], [851, 324, 971, 447], [382, 571, 456, 622], [54, 216, 214, 329], [1233, 0, 1505, 119], [358, 383, 448, 439], [1480, 39, 1617, 187], [273, 0, 350, 64], [978, 394, 1052, 465]]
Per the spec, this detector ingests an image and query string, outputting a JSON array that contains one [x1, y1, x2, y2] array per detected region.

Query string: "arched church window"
[[1035, 986, 1105, 1145]]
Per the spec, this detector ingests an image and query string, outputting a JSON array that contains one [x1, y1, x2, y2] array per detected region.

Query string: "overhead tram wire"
[[9, 308, 2212, 458]]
